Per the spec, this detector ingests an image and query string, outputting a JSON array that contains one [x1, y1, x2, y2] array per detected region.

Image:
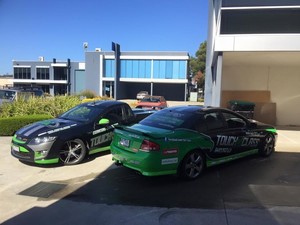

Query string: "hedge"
[[0, 114, 53, 136]]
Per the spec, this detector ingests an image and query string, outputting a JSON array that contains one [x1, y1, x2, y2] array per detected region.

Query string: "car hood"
[[137, 102, 163, 107], [249, 119, 276, 130], [15, 118, 80, 138]]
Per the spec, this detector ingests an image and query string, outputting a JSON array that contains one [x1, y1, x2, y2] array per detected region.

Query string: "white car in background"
[[136, 91, 149, 100]]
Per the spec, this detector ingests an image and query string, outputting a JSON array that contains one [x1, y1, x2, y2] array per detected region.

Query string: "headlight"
[[30, 136, 56, 145]]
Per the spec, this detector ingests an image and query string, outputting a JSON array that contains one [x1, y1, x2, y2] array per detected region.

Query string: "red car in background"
[[136, 95, 167, 110]]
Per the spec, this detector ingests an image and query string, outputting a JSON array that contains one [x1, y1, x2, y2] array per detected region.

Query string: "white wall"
[[222, 65, 300, 126], [269, 67, 300, 126], [215, 35, 300, 52]]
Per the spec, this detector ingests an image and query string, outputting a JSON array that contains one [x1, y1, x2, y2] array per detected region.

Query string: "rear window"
[[140, 109, 195, 130]]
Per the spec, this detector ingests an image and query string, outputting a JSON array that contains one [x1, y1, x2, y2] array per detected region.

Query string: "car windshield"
[[140, 109, 195, 130], [141, 97, 160, 103], [0, 90, 16, 100], [59, 104, 103, 122]]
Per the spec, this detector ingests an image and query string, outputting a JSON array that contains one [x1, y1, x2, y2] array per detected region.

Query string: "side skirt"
[[206, 149, 259, 167], [89, 146, 110, 155]]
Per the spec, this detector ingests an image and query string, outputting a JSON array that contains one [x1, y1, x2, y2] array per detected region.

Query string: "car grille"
[[12, 150, 32, 160]]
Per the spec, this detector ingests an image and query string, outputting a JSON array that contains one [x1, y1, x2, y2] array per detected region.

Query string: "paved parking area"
[[1, 126, 300, 225]]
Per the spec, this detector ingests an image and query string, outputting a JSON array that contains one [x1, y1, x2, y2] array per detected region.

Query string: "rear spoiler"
[[115, 125, 167, 139]]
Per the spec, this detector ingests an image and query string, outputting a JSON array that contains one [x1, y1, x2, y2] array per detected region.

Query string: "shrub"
[[0, 114, 53, 136], [0, 95, 82, 118], [78, 89, 98, 99]]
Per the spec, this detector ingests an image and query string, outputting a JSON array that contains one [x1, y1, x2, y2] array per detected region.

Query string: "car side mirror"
[[99, 118, 110, 125]]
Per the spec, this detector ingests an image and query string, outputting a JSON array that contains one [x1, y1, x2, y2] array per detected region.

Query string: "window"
[[123, 105, 134, 119], [193, 116, 207, 133], [140, 110, 195, 130], [120, 60, 151, 78], [221, 9, 300, 34], [204, 112, 225, 131], [153, 60, 186, 79], [104, 59, 115, 77], [36, 68, 49, 79], [222, 112, 246, 129], [74, 70, 85, 93], [14, 67, 31, 79], [222, 0, 300, 7], [103, 107, 123, 124], [53, 67, 67, 80]]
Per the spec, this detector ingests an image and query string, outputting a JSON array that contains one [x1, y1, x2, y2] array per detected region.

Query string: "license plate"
[[119, 138, 130, 147], [12, 145, 19, 152]]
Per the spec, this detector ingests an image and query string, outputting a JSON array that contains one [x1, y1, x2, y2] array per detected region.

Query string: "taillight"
[[140, 139, 160, 152]]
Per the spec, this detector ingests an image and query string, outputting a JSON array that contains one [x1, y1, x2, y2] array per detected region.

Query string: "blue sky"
[[0, 0, 208, 75]]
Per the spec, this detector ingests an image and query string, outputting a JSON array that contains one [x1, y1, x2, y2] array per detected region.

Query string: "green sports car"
[[110, 106, 277, 180]]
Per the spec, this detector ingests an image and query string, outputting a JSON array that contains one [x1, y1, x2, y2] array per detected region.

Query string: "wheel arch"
[[177, 148, 207, 179]]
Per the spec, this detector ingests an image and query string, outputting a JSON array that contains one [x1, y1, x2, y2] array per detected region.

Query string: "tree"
[[189, 41, 206, 90]]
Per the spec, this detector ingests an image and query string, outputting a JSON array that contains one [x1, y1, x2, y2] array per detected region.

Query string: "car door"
[[88, 106, 123, 152], [222, 111, 261, 152], [218, 111, 258, 154], [202, 110, 248, 159]]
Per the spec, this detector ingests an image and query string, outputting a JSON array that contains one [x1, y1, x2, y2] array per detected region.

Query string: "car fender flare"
[[177, 148, 207, 171]]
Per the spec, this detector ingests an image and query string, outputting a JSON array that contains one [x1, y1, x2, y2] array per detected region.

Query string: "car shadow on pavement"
[[18, 151, 111, 168], [60, 152, 300, 209], [3, 152, 300, 225]]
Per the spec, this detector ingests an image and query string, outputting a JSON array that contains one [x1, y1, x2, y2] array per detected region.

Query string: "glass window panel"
[[104, 59, 114, 77], [74, 70, 85, 93], [46, 68, 49, 79], [221, 9, 300, 34], [145, 60, 151, 78], [121, 60, 126, 78], [126, 60, 133, 78], [160, 61, 166, 78], [179, 61, 186, 79], [138, 60, 145, 78], [132, 60, 139, 77], [172, 61, 180, 79], [153, 61, 160, 78], [166, 61, 173, 79]]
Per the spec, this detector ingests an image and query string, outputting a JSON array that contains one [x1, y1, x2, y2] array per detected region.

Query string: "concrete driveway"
[[1, 126, 300, 225]]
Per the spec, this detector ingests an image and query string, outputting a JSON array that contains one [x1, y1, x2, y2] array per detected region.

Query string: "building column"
[[212, 54, 223, 107]]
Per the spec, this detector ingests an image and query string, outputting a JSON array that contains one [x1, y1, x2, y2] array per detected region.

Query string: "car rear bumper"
[[111, 145, 177, 176]]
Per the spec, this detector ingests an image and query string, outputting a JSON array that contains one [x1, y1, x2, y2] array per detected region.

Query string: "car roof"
[[82, 100, 126, 108], [162, 105, 233, 114], [0, 89, 18, 92], [143, 95, 164, 98]]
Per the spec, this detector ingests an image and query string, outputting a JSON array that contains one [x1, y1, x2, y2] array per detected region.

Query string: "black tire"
[[259, 134, 275, 157], [178, 150, 205, 180], [59, 139, 86, 165]]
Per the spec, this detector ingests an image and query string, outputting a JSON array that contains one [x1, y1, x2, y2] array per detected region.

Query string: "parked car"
[[136, 95, 167, 110], [111, 106, 277, 180], [0, 87, 44, 105], [11, 100, 154, 165], [136, 91, 149, 100]]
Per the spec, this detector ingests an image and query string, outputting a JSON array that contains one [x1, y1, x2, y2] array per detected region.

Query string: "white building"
[[205, 0, 300, 126]]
